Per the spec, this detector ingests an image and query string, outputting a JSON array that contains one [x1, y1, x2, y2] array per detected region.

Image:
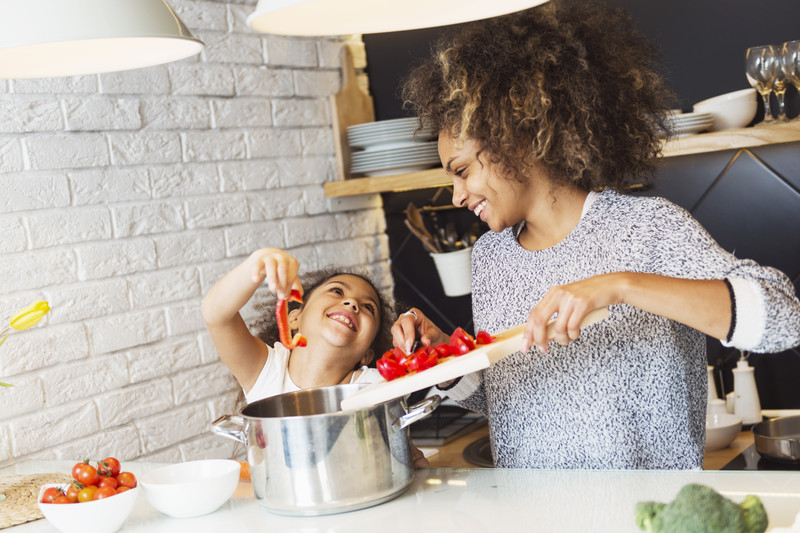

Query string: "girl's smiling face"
[[293, 274, 381, 366], [438, 130, 537, 233]]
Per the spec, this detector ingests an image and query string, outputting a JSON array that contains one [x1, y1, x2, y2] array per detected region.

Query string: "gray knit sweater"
[[457, 189, 800, 469]]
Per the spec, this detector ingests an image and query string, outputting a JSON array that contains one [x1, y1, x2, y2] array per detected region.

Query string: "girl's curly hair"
[[401, 0, 676, 190], [249, 267, 395, 368]]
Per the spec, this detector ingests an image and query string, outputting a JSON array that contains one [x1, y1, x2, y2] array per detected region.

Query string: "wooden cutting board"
[[340, 307, 610, 411]]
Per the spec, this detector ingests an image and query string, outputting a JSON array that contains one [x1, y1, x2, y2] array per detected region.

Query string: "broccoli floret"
[[634, 483, 769, 533]]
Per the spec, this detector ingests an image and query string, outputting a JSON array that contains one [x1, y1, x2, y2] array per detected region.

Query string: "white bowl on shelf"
[[692, 88, 758, 131], [139, 459, 240, 518], [37, 484, 140, 533], [705, 412, 743, 451]]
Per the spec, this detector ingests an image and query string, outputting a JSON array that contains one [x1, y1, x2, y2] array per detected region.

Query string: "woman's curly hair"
[[249, 267, 395, 368], [401, 0, 676, 190]]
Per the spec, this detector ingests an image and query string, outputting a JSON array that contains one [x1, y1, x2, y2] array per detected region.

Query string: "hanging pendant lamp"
[[0, 0, 204, 79], [247, 0, 549, 36]]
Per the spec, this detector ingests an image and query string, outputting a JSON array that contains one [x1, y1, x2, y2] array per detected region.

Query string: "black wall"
[[364, 0, 800, 120]]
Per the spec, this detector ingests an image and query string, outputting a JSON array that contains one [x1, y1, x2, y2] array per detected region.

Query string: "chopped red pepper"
[[406, 347, 439, 373], [475, 330, 495, 345], [376, 327, 497, 381], [276, 289, 307, 349]]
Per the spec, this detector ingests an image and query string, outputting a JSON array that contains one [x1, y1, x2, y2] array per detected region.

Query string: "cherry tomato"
[[53, 495, 74, 504], [97, 457, 121, 477], [77, 485, 98, 503], [116, 486, 131, 494], [97, 476, 118, 489], [116, 472, 137, 489], [72, 462, 98, 486], [41, 487, 62, 503], [65, 481, 83, 502], [449, 327, 475, 352], [93, 486, 117, 500]]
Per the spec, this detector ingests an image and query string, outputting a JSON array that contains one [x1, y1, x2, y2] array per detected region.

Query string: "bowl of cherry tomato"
[[37, 457, 139, 533], [138, 459, 240, 518]]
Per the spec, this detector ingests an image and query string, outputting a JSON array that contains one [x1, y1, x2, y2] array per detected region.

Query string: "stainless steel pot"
[[213, 383, 440, 516], [752, 415, 800, 463]]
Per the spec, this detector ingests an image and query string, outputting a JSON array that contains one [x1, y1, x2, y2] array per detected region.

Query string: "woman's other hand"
[[522, 273, 624, 353], [249, 248, 303, 300], [391, 307, 448, 354]]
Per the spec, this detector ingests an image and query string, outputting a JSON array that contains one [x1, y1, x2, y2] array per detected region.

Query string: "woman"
[[392, 1, 800, 469]]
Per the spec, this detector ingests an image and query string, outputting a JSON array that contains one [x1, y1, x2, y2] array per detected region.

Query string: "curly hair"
[[401, 0, 676, 190], [249, 267, 395, 368]]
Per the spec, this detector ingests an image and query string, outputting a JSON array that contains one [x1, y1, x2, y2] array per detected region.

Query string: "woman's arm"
[[521, 272, 731, 353], [201, 248, 302, 391]]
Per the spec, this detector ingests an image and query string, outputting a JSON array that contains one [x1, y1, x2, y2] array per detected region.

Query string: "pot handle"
[[212, 414, 247, 444], [396, 395, 441, 429]]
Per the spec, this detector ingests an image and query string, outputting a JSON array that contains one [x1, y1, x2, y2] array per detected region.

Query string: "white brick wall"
[[0, 1, 388, 467]]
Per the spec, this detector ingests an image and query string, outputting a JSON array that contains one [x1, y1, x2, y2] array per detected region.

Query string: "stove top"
[[721, 444, 800, 471]]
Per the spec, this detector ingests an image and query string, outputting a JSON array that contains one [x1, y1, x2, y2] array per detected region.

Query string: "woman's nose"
[[452, 183, 468, 208]]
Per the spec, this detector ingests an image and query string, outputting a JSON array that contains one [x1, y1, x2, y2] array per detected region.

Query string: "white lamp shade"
[[0, 0, 204, 79], [247, 0, 550, 36]]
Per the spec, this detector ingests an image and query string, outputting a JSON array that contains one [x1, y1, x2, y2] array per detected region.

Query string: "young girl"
[[201, 247, 394, 403]]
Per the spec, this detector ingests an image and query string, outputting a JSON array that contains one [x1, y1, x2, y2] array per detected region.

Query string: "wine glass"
[[746, 45, 779, 123], [781, 40, 800, 121]]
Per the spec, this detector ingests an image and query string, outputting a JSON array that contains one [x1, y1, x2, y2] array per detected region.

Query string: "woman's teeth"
[[474, 200, 486, 217]]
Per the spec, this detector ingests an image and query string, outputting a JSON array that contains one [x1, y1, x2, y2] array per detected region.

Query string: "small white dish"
[[38, 484, 139, 533], [705, 412, 743, 451], [139, 459, 240, 518], [693, 88, 758, 131]]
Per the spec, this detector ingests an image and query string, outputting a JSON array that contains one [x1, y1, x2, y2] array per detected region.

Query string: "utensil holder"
[[429, 247, 472, 297]]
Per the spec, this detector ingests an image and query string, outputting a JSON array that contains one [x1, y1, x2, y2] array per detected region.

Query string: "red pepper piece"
[[449, 336, 472, 355], [432, 343, 452, 358], [276, 289, 307, 349], [377, 349, 407, 381], [450, 327, 475, 351], [407, 346, 439, 373], [475, 330, 495, 345]]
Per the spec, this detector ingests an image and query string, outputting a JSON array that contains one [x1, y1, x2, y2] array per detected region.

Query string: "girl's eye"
[[330, 287, 344, 295], [364, 303, 376, 314]]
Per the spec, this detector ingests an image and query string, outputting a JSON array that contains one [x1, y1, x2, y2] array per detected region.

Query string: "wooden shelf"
[[324, 120, 800, 198]]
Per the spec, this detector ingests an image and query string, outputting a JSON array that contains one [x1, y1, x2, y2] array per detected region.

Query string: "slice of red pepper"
[[276, 289, 307, 349], [407, 346, 439, 373], [377, 349, 408, 380]]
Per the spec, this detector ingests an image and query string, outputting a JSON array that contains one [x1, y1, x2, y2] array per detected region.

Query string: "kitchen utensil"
[[405, 203, 441, 252], [213, 384, 440, 516], [139, 459, 240, 518], [404, 219, 440, 254], [341, 307, 610, 411], [752, 414, 800, 463], [429, 246, 472, 297]]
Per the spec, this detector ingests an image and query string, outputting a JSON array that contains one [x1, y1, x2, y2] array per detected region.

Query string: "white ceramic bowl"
[[139, 459, 240, 518], [37, 484, 139, 533], [706, 412, 743, 451], [692, 88, 758, 131]]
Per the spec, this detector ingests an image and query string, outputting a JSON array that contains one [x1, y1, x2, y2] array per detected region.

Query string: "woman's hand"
[[249, 248, 303, 300], [391, 307, 448, 354], [522, 273, 625, 353]]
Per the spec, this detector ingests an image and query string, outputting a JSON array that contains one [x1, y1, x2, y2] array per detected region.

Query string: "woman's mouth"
[[472, 199, 487, 219], [328, 311, 357, 332]]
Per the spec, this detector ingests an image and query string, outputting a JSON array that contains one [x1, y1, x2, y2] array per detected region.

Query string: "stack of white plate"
[[347, 117, 439, 177], [666, 111, 714, 137]]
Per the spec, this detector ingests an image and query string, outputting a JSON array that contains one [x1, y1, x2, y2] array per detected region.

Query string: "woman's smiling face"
[[294, 274, 381, 366], [438, 131, 530, 233]]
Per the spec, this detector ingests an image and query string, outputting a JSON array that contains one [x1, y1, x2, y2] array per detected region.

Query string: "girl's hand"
[[249, 248, 303, 300], [391, 308, 449, 355], [522, 273, 624, 353]]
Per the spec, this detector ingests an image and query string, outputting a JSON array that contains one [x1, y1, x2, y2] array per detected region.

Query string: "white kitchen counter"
[[3, 461, 800, 533]]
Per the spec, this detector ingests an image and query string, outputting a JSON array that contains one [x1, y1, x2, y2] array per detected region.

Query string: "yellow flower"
[[1, 300, 51, 387]]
